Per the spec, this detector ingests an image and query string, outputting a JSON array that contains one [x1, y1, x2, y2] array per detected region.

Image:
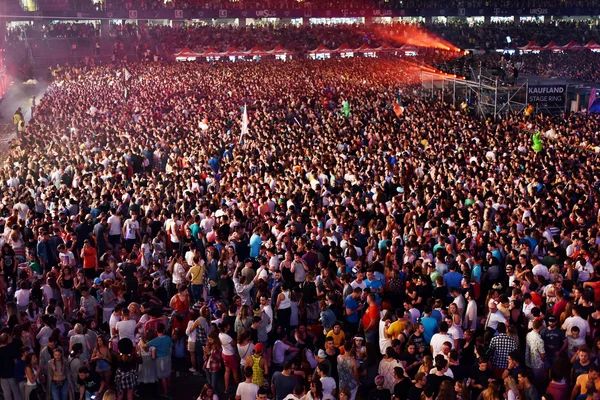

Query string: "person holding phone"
[[77, 366, 104, 400]]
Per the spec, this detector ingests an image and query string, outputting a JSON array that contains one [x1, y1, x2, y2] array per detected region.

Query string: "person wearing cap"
[[541, 315, 566, 368], [245, 343, 267, 388], [369, 375, 391, 400]]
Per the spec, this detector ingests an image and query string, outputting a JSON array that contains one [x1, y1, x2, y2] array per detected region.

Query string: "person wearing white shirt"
[[109, 306, 122, 337], [405, 302, 421, 325], [235, 368, 259, 400], [450, 289, 466, 315], [562, 306, 590, 337], [447, 315, 464, 348], [260, 295, 273, 333], [234, 264, 256, 306], [532, 261, 550, 281], [522, 294, 536, 322], [486, 304, 507, 330], [234, 275, 255, 306], [171, 260, 186, 286], [463, 293, 478, 331], [429, 366, 454, 379], [107, 210, 122, 249], [317, 364, 336, 398], [15, 283, 31, 312], [430, 322, 454, 358], [115, 309, 137, 342], [576, 258, 594, 282]]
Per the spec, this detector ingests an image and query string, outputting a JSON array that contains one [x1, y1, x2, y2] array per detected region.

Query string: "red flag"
[[393, 102, 404, 117]]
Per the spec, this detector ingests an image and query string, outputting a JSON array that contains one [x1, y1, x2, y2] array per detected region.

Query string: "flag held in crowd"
[[199, 117, 209, 131], [524, 104, 534, 116], [341, 100, 351, 117], [123, 67, 132, 82], [240, 104, 249, 141], [532, 131, 543, 152], [393, 102, 404, 118]]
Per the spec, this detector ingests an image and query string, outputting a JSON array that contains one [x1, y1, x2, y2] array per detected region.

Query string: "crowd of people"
[[4, 44, 600, 400], [30, 0, 600, 12], [8, 20, 600, 59]]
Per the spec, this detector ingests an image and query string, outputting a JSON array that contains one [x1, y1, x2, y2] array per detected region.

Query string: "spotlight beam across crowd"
[[375, 24, 462, 53]]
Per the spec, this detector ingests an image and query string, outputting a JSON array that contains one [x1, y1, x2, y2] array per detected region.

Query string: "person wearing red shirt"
[[553, 289, 568, 319], [362, 293, 379, 344], [81, 239, 98, 280], [584, 275, 600, 302]]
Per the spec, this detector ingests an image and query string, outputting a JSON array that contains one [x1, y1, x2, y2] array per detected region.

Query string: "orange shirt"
[[82, 247, 97, 270], [577, 374, 600, 395], [362, 304, 379, 331]]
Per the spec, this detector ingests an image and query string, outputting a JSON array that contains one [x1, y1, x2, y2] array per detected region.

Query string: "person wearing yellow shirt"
[[13, 108, 23, 135], [387, 309, 406, 340], [326, 322, 345, 347], [572, 365, 600, 400], [186, 256, 205, 304]]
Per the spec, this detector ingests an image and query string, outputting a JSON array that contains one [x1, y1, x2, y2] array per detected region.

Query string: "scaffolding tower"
[[420, 70, 530, 118]]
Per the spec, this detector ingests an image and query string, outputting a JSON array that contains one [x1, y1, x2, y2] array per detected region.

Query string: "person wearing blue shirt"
[[146, 323, 173, 394], [420, 305, 439, 344], [249, 231, 262, 258], [471, 262, 482, 283], [208, 156, 220, 173], [430, 307, 443, 323], [345, 288, 363, 336], [443, 264, 463, 292], [365, 270, 383, 304]]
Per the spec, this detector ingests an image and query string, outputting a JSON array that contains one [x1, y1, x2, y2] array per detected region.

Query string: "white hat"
[[215, 210, 225, 218]]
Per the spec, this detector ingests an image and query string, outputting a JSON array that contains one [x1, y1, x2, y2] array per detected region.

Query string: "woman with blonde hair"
[[235, 304, 252, 334], [504, 376, 520, 400], [102, 390, 116, 400], [418, 355, 433, 376], [481, 381, 500, 400]]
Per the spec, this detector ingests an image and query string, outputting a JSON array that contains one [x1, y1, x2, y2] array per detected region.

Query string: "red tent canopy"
[[375, 43, 399, 53], [247, 45, 270, 57], [201, 47, 222, 57], [174, 47, 202, 58], [562, 41, 584, 50], [308, 44, 332, 54], [518, 41, 542, 51], [355, 43, 374, 52], [400, 43, 418, 51], [543, 41, 562, 51], [334, 43, 354, 53], [222, 46, 247, 57], [270, 44, 291, 55], [585, 40, 600, 50]]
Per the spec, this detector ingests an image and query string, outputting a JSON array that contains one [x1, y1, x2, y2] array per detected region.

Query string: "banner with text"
[[527, 85, 566, 106]]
